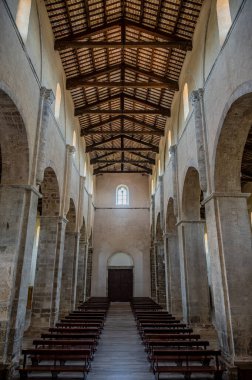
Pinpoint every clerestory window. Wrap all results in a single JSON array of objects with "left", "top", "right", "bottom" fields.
[{"left": 116, "top": 185, "right": 129, "bottom": 205}]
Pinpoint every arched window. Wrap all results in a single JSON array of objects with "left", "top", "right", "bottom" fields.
[
  {"left": 183, "top": 83, "right": 189, "bottom": 120},
  {"left": 168, "top": 130, "right": 172, "bottom": 158},
  {"left": 216, "top": 0, "right": 232, "bottom": 45},
  {"left": 73, "top": 130, "right": 77, "bottom": 148},
  {"left": 158, "top": 159, "right": 161, "bottom": 176},
  {"left": 16, "top": 0, "right": 32, "bottom": 42},
  {"left": 55, "top": 83, "right": 62, "bottom": 119},
  {"left": 116, "top": 185, "right": 129, "bottom": 205}
]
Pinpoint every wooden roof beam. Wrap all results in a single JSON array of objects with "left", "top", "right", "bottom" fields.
[
  {"left": 81, "top": 116, "right": 121, "bottom": 133},
  {"left": 87, "top": 147, "right": 159, "bottom": 152},
  {"left": 76, "top": 110, "right": 169, "bottom": 116},
  {"left": 66, "top": 64, "right": 122, "bottom": 90},
  {"left": 125, "top": 64, "right": 179, "bottom": 90},
  {"left": 72, "top": 81, "right": 173, "bottom": 89},
  {"left": 55, "top": 41, "right": 192, "bottom": 51},
  {"left": 129, "top": 151, "right": 155, "bottom": 164},
  {"left": 95, "top": 170, "right": 150, "bottom": 175},
  {"left": 66, "top": 63, "right": 178, "bottom": 91},
  {"left": 124, "top": 19, "right": 192, "bottom": 50},
  {"left": 86, "top": 135, "right": 122, "bottom": 152},
  {"left": 76, "top": 94, "right": 169, "bottom": 116},
  {"left": 93, "top": 160, "right": 152, "bottom": 164},
  {"left": 123, "top": 134, "right": 158, "bottom": 150},
  {"left": 82, "top": 130, "right": 163, "bottom": 136},
  {"left": 54, "top": 20, "right": 121, "bottom": 49},
  {"left": 123, "top": 116, "right": 164, "bottom": 132},
  {"left": 124, "top": 94, "right": 169, "bottom": 114}
]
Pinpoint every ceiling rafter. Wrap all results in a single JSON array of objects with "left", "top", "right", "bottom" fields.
[
  {"left": 54, "top": 18, "right": 192, "bottom": 52},
  {"left": 76, "top": 109, "right": 169, "bottom": 116},
  {"left": 45, "top": 0, "right": 204, "bottom": 174},
  {"left": 66, "top": 63, "right": 178, "bottom": 91},
  {"left": 82, "top": 130, "right": 163, "bottom": 136},
  {"left": 75, "top": 93, "right": 169, "bottom": 116}
]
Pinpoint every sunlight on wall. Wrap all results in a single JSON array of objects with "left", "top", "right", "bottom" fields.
[
  {"left": 16, "top": 0, "right": 32, "bottom": 42},
  {"left": 183, "top": 83, "right": 189, "bottom": 120},
  {"left": 216, "top": 0, "right": 232, "bottom": 45},
  {"left": 55, "top": 83, "right": 62, "bottom": 119}
]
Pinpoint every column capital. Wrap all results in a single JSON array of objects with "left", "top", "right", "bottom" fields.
[
  {"left": 66, "top": 144, "right": 76, "bottom": 155},
  {"left": 169, "top": 144, "right": 177, "bottom": 156},
  {"left": 190, "top": 88, "right": 204, "bottom": 106},
  {"left": 202, "top": 191, "right": 251, "bottom": 205},
  {"left": 40, "top": 87, "right": 55, "bottom": 105},
  {"left": 176, "top": 219, "right": 206, "bottom": 227}
]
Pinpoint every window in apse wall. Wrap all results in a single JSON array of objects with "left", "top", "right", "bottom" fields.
[
  {"left": 55, "top": 83, "right": 62, "bottom": 119},
  {"left": 16, "top": 0, "right": 32, "bottom": 42},
  {"left": 73, "top": 130, "right": 77, "bottom": 148},
  {"left": 183, "top": 83, "right": 189, "bottom": 120},
  {"left": 168, "top": 130, "right": 172, "bottom": 157},
  {"left": 216, "top": 0, "right": 231, "bottom": 45},
  {"left": 116, "top": 185, "right": 129, "bottom": 205}
]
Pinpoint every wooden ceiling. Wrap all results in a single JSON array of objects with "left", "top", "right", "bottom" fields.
[{"left": 45, "top": 0, "right": 204, "bottom": 175}]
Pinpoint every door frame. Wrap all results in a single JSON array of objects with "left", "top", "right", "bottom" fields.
[{"left": 106, "top": 265, "right": 134, "bottom": 298}]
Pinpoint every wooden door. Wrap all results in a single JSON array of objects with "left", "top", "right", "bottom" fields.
[{"left": 108, "top": 269, "right": 133, "bottom": 301}]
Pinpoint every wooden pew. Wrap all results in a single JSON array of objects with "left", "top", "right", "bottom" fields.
[
  {"left": 19, "top": 348, "right": 92, "bottom": 379},
  {"left": 151, "top": 349, "right": 224, "bottom": 380}
]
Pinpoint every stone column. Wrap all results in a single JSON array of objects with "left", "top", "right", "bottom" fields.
[
  {"left": 36, "top": 88, "right": 55, "bottom": 186},
  {"left": 164, "top": 232, "right": 182, "bottom": 318},
  {"left": 60, "top": 231, "right": 78, "bottom": 316},
  {"left": 76, "top": 176, "right": 86, "bottom": 304},
  {"left": 30, "top": 216, "right": 59, "bottom": 329},
  {"left": 190, "top": 89, "right": 209, "bottom": 193},
  {"left": 85, "top": 246, "right": 93, "bottom": 299},
  {"left": 204, "top": 192, "right": 252, "bottom": 366},
  {"left": 177, "top": 220, "right": 210, "bottom": 324},
  {"left": 156, "top": 239, "right": 166, "bottom": 308},
  {"left": 63, "top": 145, "right": 76, "bottom": 216},
  {"left": 169, "top": 145, "right": 178, "bottom": 216},
  {"left": 72, "top": 232, "right": 80, "bottom": 309},
  {"left": 0, "top": 185, "right": 40, "bottom": 375},
  {"left": 76, "top": 238, "right": 88, "bottom": 303},
  {"left": 83, "top": 192, "right": 92, "bottom": 301},
  {"left": 50, "top": 217, "right": 68, "bottom": 325}
]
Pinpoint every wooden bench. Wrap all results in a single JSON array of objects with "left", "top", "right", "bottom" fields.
[
  {"left": 147, "top": 339, "right": 210, "bottom": 354},
  {"left": 41, "top": 332, "right": 99, "bottom": 341},
  {"left": 33, "top": 338, "right": 96, "bottom": 352},
  {"left": 151, "top": 349, "right": 224, "bottom": 380},
  {"left": 19, "top": 348, "right": 91, "bottom": 379}
]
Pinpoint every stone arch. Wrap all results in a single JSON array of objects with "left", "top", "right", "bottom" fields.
[
  {"left": 40, "top": 167, "right": 60, "bottom": 216},
  {"left": 182, "top": 167, "right": 201, "bottom": 220},
  {"left": 0, "top": 88, "right": 29, "bottom": 184},
  {"left": 108, "top": 252, "right": 134, "bottom": 267},
  {"left": 60, "top": 198, "right": 77, "bottom": 315},
  {"left": 0, "top": 88, "right": 31, "bottom": 369},
  {"left": 29, "top": 166, "right": 60, "bottom": 329},
  {"left": 214, "top": 90, "right": 252, "bottom": 192},
  {"left": 208, "top": 85, "right": 252, "bottom": 360}
]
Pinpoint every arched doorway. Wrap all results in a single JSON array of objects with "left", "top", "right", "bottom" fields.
[
  {"left": 165, "top": 198, "right": 182, "bottom": 317},
  {"left": 107, "top": 252, "right": 133, "bottom": 301},
  {"left": 207, "top": 88, "right": 252, "bottom": 362},
  {"left": 179, "top": 167, "right": 210, "bottom": 324}
]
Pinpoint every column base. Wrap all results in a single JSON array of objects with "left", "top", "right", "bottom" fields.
[{"left": 0, "top": 362, "right": 19, "bottom": 380}]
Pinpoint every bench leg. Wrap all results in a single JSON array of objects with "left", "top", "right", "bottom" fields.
[
  {"left": 214, "top": 371, "right": 223, "bottom": 380},
  {"left": 51, "top": 372, "right": 58, "bottom": 379},
  {"left": 19, "top": 371, "right": 28, "bottom": 380},
  {"left": 184, "top": 373, "right": 191, "bottom": 380}
]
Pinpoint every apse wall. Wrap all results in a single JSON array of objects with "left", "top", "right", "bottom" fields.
[{"left": 92, "top": 173, "right": 151, "bottom": 297}]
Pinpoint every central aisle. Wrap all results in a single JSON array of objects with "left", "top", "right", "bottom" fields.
[{"left": 88, "top": 302, "right": 154, "bottom": 380}]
